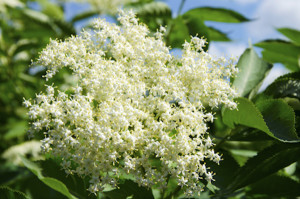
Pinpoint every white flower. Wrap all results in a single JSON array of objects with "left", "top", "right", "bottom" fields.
[{"left": 25, "top": 10, "right": 238, "bottom": 196}]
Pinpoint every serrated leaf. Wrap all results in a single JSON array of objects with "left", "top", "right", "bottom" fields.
[
  {"left": 246, "top": 174, "right": 300, "bottom": 198},
  {"left": 167, "top": 17, "right": 189, "bottom": 49},
  {"left": 224, "top": 144, "right": 300, "bottom": 193},
  {"left": 277, "top": 27, "right": 300, "bottom": 46},
  {"left": 132, "top": 2, "right": 171, "bottom": 32},
  {"left": 223, "top": 98, "right": 270, "bottom": 131},
  {"left": 276, "top": 71, "right": 300, "bottom": 81},
  {"left": 232, "top": 48, "right": 272, "bottom": 97},
  {"left": 264, "top": 78, "right": 300, "bottom": 100},
  {"left": 207, "top": 27, "right": 230, "bottom": 42},
  {"left": 0, "top": 186, "right": 29, "bottom": 199},
  {"left": 20, "top": 157, "right": 78, "bottom": 199},
  {"left": 255, "top": 39, "right": 300, "bottom": 71},
  {"left": 133, "top": 2, "right": 171, "bottom": 16},
  {"left": 103, "top": 180, "right": 154, "bottom": 199},
  {"left": 256, "top": 99, "right": 299, "bottom": 142},
  {"left": 222, "top": 98, "right": 300, "bottom": 142},
  {"left": 182, "top": 7, "right": 249, "bottom": 23}
]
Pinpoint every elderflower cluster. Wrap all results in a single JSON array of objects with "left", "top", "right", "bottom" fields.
[{"left": 25, "top": 10, "right": 238, "bottom": 195}]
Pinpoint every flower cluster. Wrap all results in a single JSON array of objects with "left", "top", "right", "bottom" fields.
[{"left": 25, "top": 10, "right": 238, "bottom": 195}]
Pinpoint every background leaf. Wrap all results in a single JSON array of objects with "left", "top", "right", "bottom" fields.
[
  {"left": 255, "top": 39, "right": 300, "bottom": 71},
  {"left": 0, "top": 186, "right": 29, "bottom": 199},
  {"left": 277, "top": 27, "right": 300, "bottom": 46},
  {"left": 232, "top": 48, "right": 272, "bottom": 97},
  {"left": 103, "top": 180, "right": 154, "bottom": 199},
  {"left": 207, "top": 27, "right": 230, "bottom": 42},
  {"left": 246, "top": 174, "right": 300, "bottom": 198},
  {"left": 167, "top": 17, "right": 189, "bottom": 48},
  {"left": 183, "top": 7, "right": 249, "bottom": 23},
  {"left": 224, "top": 143, "right": 300, "bottom": 193},
  {"left": 20, "top": 157, "right": 78, "bottom": 199}
]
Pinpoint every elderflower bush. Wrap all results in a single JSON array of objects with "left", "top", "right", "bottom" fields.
[{"left": 25, "top": 10, "right": 238, "bottom": 196}]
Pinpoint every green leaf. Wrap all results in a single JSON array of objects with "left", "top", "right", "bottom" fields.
[
  {"left": 39, "top": 159, "right": 91, "bottom": 199},
  {"left": 264, "top": 77, "right": 300, "bottom": 100},
  {"left": 182, "top": 12, "right": 210, "bottom": 50},
  {"left": 103, "top": 180, "right": 154, "bottom": 199},
  {"left": 246, "top": 174, "right": 300, "bottom": 198},
  {"left": 167, "top": 17, "right": 189, "bottom": 49},
  {"left": 232, "top": 48, "right": 272, "bottom": 97},
  {"left": 4, "top": 121, "right": 27, "bottom": 140},
  {"left": 223, "top": 98, "right": 270, "bottom": 131},
  {"left": 276, "top": 71, "right": 300, "bottom": 80},
  {"left": 206, "top": 150, "right": 240, "bottom": 189},
  {"left": 182, "top": 7, "right": 249, "bottom": 23},
  {"left": 207, "top": 27, "right": 230, "bottom": 42},
  {"left": 20, "top": 157, "right": 78, "bottom": 199},
  {"left": 222, "top": 98, "right": 300, "bottom": 142},
  {"left": 277, "top": 28, "right": 300, "bottom": 46},
  {"left": 53, "top": 18, "right": 76, "bottom": 36},
  {"left": 132, "top": 2, "right": 172, "bottom": 32},
  {"left": 255, "top": 39, "right": 300, "bottom": 71},
  {"left": 36, "top": 0, "right": 64, "bottom": 19},
  {"left": 0, "top": 186, "right": 29, "bottom": 199},
  {"left": 224, "top": 144, "right": 300, "bottom": 193},
  {"left": 71, "top": 11, "right": 99, "bottom": 24},
  {"left": 22, "top": 8, "right": 55, "bottom": 30},
  {"left": 256, "top": 99, "right": 298, "bottom": 142}
]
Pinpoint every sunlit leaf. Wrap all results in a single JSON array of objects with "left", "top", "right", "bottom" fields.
[
  {"left": 255, "top": 39, "right": 300, "bottom": 71},
  {"left": 232, "top": 48, "right": 272, "bottom": 97},
  {"left": 183, "top": 7, "right": 249, "bottom": 23},
  {"left": 222, "top": 98, "right": 299, "bottom": 142},
  {"left": 277, "top": 27, "right": 300, "bottom": 46}
]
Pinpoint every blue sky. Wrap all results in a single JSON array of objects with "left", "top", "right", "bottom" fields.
[{"left": 65, "top": 0, "right": 300, "bottom": 89}]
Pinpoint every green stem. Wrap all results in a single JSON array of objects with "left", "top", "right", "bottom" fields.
[{"left": 177, "top": 0, "right": 186, "bottom": 17}]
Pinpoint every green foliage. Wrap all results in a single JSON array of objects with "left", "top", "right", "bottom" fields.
[
  {"left": 255, "top": 27, "right": 300, "bottom": 71},
  {"left": 182, "top": 7, "right": 249, "bottom": 23},
  {"left": 0, "top": 186, "right": 29, "bottom": 199},
  {"left": 103, "top": 180, "right": 154, "bottom": 199},
  {"left": 21, "top": 157, "right": 78, "bottom": 199},
  {"left": 223, "top": 144, "right": 300, "bottom": 193},
  {"left": 1, "top": 0, "right": 300, "bottom": 199},
  {"left": 232, "top": 48, "right": 272, "bottom": 97},
  {"left": 246, "top": 174, "right": 300, "bottom": 198}
]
